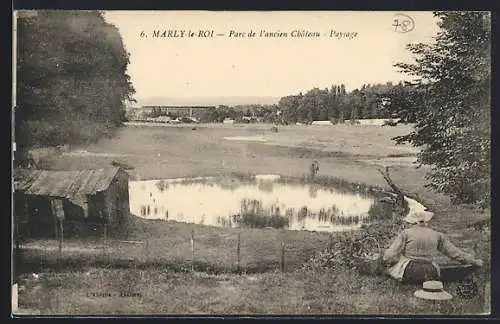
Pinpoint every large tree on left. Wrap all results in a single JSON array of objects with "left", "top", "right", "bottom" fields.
[{"left": 15, "top": 10, "right": 135, "bottom": 164}]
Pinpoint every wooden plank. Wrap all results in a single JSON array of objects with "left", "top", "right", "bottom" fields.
[
  {"left": 58, "top": 219, "right": 63, "bottom": 262},
  {"left": 103, "top": 224, "right": 108, "bottom": 263},
  {"left": 236, "top": 232, "right": 241, "bottom": 272},
  {"left": 52, "top": 200, "right": 59, "bottom": 241},
  {"left": 280, "top": 242, "right": 285, "bottom": 272}
]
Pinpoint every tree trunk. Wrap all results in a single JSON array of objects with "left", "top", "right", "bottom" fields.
[{"left": 378, "top": 167, "right": 410, "bottom": 218}]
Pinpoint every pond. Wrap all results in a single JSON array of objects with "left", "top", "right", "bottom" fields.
[{"left": 128, "top": 174, "right": 377, "bottom": 233}]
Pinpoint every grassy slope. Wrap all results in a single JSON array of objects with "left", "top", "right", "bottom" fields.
[{"left": 17, "top": 123, "right": 491, "bottom": 315}]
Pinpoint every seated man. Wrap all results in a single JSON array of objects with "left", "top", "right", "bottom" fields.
[{"left": 383, "top": 211, "right": 483, "bottom": 284}]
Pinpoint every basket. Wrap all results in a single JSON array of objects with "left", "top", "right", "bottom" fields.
[
  {"left": 357, "top": 236, "right": 384, "bottom": 275},
  {"left": 435, "top": 246, "right": 479, "bottom": 282},
  {"left": 439, "top": 263, "right": 477, "bottom": 282}
]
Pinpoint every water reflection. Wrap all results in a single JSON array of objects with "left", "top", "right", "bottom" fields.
[
  {"left": 156, "top": 179, "right": 168, "bottom": 193},
  {"left": 129, "top": 175, "right": 375, "bottom": 233}
]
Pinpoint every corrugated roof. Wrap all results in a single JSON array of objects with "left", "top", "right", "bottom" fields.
[{"left": 14, "top": 168, "right": 122, "bottom": 201}]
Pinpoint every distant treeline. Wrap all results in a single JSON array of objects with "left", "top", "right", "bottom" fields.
[
  {"left": 199, "top": 105, "right": 278, "bottom": 123},
  {"left": 140, "top": 82, "right": 419, "bottom": 124},
  {"left": 275, "top": 82, "right": 413, "bottom": 124}
]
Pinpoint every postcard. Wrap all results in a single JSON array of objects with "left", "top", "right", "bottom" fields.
[{"left": 12, "top": 10, "right": 491, "bottom": 317}]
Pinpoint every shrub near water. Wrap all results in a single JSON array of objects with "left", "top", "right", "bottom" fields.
[
  {"left": 228, "top": 198, "right": 366, "bottom": 230},
  {"left": 301, "top": 216, "right": 405, "bottom": 272},
  {"left": 231, "top": 199, "right": 289, "bottom": 229},
  {"left": 302, "top": 195, "right": 403, "bottom": 271},
  {"left": 367, "top": 201, "right": 394, "bottom": 221}
]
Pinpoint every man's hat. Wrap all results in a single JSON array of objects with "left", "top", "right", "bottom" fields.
[
  {"left": 404, "top": 211, "right": 434, "bottom": 224},
  {"left": 414, "top": 281, "right": 453, "bottom": 301}
]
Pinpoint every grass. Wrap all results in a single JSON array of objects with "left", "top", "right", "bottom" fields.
[
  {"left": 18, "top": 267, "right": 489, "bottom": 315},
  {"left": 17, "top": 215, "right": 332, "bottom": 275},
  {"left": 47, "top": 123, "right": 420, "bottom": 183},
  {"left": 16, "top": 123, "right": 491, "bottom": 315}
]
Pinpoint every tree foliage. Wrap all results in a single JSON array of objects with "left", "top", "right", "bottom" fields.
[
  {"left": 15, "top": 10, "right": 135, "bottom": 163},
  {"left": 277, "top": 83, "right": 395, "bottom": 124},
  {"left": 136, "top": 83, "right": 403, "bottom": 125},
  {"left": 392, "top": 11, "right": 491, "bottom": 206}
]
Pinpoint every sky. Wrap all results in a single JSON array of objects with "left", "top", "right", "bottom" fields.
[{"left": 103, "top": 11, "right": 441, "bottom": 101}]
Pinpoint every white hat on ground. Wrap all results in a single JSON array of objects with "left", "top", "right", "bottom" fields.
[
  {"left": 404, "top": 211, "right": 434, "bottom": 224},
  {"left": 414, "top": 280, "right": 453, "bottom": 301}
]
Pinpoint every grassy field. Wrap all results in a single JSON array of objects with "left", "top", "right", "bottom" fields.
[
  {"left": 47, "top": 123, "right": 421, "bottom": 184},
  {"left": 16, "top": 123, "right": 491, "bottom": 316}
]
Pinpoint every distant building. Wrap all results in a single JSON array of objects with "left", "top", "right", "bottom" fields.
[
  {"left": 150, "top": 116, "right": 172, "bottom": 123},
  {"left": 311, "top": 121, "right": 334, "bottom": 126},
  {"left": 344, "top": 118, "right": 401, "bottom": 126},
  {"left": 241, "top": 116, "right": 258, "bottom": 123},
  {"left": 140, "top": 105, "right": 214, "bottom": 117},
  {"left": 126, "top": 105, "right": 215, "bottom": 121}
]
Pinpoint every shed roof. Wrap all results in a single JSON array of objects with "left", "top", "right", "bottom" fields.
[{"left": 14, "top": 168, "right": 124, "bottom": 203}]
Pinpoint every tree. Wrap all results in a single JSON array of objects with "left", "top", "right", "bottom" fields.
[
  {"left": 337, "top": 85, "right": 348, "bottom": 123},
  {"left": 392, "top": 12, "right": 491, "bottom": 206},
  {"left": 15, "top": 10, "right": 135, "bottom": 164},
  {"left": 388, "top": 82, "right": 425, "bottom": 122},
  {"left": 278, "top": 95, "right": 301, "bottom": 123}
]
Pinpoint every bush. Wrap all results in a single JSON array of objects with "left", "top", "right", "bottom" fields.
[
  {"left": 367, "top": 201, "right": 394, "bottom": 220},
  {"left": 301, "top": 218, "right": 405, "bottom": 273},
  {"left": 230, "top": 199, "right": 290, "bottom": 229}
]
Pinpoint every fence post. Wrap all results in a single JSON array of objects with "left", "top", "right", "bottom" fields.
[
  {"left": 40, "top": 247, "right": 45, "bottom": 271},
  {"left": 280, "top": 241, "right": 285, "bottom": 272},
  {"left": 145, "top": 239, "right": 149, "bottom": 264},
  {"left": 58, "top": 219, "right": 64, "bottom": 265},
  {"left": 103, "top": 224, "right": 108, "bottom": 263},
  {"left": 236, "top": 232, "right": 241, "bottom": 273},
  {"left": 190, "top": 230, "right": 195, "bottom": 272},
  {"left": 54, "top": 215, "right": 59, "bottom": 241},
  {"left": 42, "top": 272, "right": 52, "bottom": 314}
]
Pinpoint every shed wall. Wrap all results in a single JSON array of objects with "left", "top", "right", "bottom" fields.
[{"left": 103, "top": 169, "right": 130, "bottom": 231}]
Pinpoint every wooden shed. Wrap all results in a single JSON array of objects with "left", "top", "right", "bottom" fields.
[{"left": 13, "top": 167, "right": 130, "bottom": 238}]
